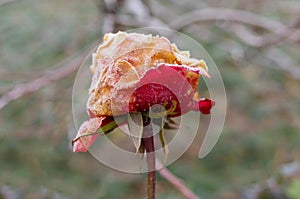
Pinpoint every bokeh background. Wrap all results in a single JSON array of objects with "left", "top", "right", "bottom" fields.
[{"left": 1, "top": 0, "right": 300, "bottom": 198}]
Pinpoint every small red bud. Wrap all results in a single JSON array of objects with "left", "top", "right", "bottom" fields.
[{"left": 197, "top": 98, "right": 215, "bottom": 114}]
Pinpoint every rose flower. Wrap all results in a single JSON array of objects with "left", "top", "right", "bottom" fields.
[{"left": 72, "top": 32, "right": 214, "bottom": 152}]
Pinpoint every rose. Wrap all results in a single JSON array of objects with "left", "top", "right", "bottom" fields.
[
  {"left": 72, "top": 64, "right": 214, "bottom": 152},
  {"left": 72, "top": 32, "right": 214, "bottom": 152}
]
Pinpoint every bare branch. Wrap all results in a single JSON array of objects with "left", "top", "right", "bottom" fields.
[
  {"left": 214, "top": 28, "right": 300, "bottom": 80},
  {"left": 170, "top": 8, "right": 288, "bottom": 34},
  {"left": 264, "top": 48, "right": 300, "bottom": 80},
  {"left": 157, "top": 161, "right": 201, "bottom": 199},
  {"left": 227, "top": 24, "right": 300, "bottom": 47},
  {"left": 0, "top": 41, "right": 98, "bottom": 111},
  {"left": 117, "top": 7, "right": 299, "bottom": 48}
]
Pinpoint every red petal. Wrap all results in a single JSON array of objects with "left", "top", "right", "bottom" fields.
[
  {"left": 129, "top": 64, "right": 205, "bottom": 116},
  {"left": 73, "top": 116, "right": 114, "bottom": 152}
]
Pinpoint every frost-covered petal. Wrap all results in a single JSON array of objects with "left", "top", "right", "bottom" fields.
[{"left": 72, "top": 116, "right": 114, "bottom": 152}]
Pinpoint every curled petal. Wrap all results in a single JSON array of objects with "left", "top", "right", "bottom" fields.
[
  {"left": 73, "top": 131, "right": 99, "bottom": 152},
  {"left": 72, "top": 116, "right": 114, "bottom": 152}
]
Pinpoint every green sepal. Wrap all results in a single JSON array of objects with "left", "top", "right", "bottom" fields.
[
  {"left": 159, "top": 120, "right": 169, "bottom": 163},
  {"left": 128, "top": 112, "right": 144, "bottom": 153}
]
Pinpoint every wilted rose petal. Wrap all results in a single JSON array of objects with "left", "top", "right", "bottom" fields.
[{"left": 73, "top": 116, "right": 114, "bottom": 152}]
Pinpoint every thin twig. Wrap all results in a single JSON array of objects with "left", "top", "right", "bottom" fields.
[
  {"left": 264, "top": 48, "right": 300, "bottom": 80},
  {"left": 227, "top": 24, "right": 300, "bottom": 47},
  {"left": 168, "top": 7, "right": 300, "bottom": 79},
  {"left": 117, "top": 7, "right": 299, "bottom": 48},
  {"left": 0, "top": 42, "right": 98, "bottom": 111},
  {"left": 171, "top": 6, "right": 298, "bottom": 47},
  {"left": 170, "top": 8, "right": 288, "bottom": 34},
  {"left": 170, "top": 8, "right": 300, "bottom": 46},
  {"left": 157, "top": 161, "right": 201, "bottom": 199}
]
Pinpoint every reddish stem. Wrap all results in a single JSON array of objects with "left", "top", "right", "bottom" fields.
[{"left": 143, "top": 118, "right": 156, "bottom": 199}]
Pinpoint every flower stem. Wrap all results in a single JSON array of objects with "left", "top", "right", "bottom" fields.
[{"left": 143, "top": 117, "right": 156, "bottom": 199}]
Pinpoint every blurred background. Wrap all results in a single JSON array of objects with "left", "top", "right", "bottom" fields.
[{"left": 1, "top": 0, "right": 300, "bottom": 198}]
